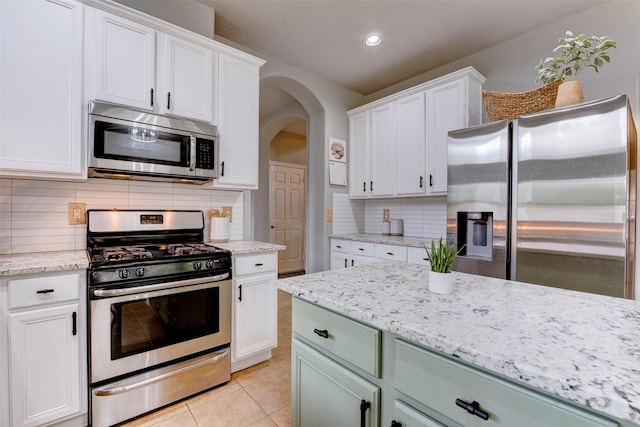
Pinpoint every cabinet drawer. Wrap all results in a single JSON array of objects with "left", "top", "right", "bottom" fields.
[
  {"left": 330, "top": 239, "right": 350, "bottom": 254},
  {"left": 234, "top": 252, "right": 277, "bottom": 276},
  {"left": 395, "top": 340, "right": 616, "bottom": 427},
  {"left": 293, "top": 298, "right": 381, "bottom": 377},
  {"left": 350, "top": 241, "right": 375, "bottom": 257},
  {"left": 8, "top": 272, "right": 80, "bottom": 309},
  {"left": 375, "top": 244, "right": 407, "bottom": 262},
  {"left": 407, "top": 247, "right": 430, "bottom": 267}
]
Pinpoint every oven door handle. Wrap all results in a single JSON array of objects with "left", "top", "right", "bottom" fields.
[
  {"left": 92, "top": 273, "right": 230, "bottom": 298},
  {"left": 93, "top": 348, "right": 229, "bottom": 397}
]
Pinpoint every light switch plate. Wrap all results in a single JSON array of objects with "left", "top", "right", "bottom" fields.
[
  {"left": 326, "top": 209, "right": 333, "bottom": 222},
  {"left": 222, "top": 206, "right": 232, "bottom": 223},
  {"left": 383, "top": 209, "right": 390, "bottom": 222}
]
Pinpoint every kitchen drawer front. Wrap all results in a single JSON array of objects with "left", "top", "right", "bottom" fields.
[
  {"left": 8, "top": 272, "right": 80, "bottom": 309},
  {"left": 394, "top": 340, "right": 616, "bottom": 427},
  {"left": 293, "top": 298, "right": 381, "bottom": 377},
  {"left": 330, "top": 239, "right": 350, "bottom": 254},
  {"left": 234, "top": 252, "right": 277, "bottom": 276},
  {"left": 350, "top": 241, "right": 375, "bottom": 257},
  {"left": 407, "top": 247, "right": 430, "bottom": 267},
  {"left": 375, "top": 244, "right": 408, "bottom": 262}
]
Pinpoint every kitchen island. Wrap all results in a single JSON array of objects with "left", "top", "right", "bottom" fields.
[{"left": 278, "top": 261, "right": 640, "bottom": 426}]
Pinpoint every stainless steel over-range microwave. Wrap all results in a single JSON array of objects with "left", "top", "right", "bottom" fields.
[{"left": 88, "top": 101, "right": 218, "bottom": 183}]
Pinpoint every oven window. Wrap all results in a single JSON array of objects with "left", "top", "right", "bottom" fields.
[
  {"left": 94, "top": 121, "right": 189, "bottom": 166},
  {"left": 111, "top": 287, "right": 219, "bottom": 360}
]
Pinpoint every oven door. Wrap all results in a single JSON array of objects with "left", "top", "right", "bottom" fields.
[{"left": 90, "top": 277, "right": 231, "bottom": 384}]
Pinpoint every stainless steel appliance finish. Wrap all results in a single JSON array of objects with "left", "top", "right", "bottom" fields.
[
  {"left": 447, "top": 95, "right": 637, "bottom": 298},
  {"left": 87, "top": 210, "right": 232, "bottom": 426},
  {"left": 89, "top": 101, "right": 218, "bottom": 183}
]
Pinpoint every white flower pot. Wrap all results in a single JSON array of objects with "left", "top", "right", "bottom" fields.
[{"left": 429, "top": 271, "right": 453, "bottom": 294}]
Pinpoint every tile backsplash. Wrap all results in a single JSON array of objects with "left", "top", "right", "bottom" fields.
[
  {"left": 332, "top": 193, "right": 447, "bottom": 239},
  {"left": 0, "top": 178, "right": 243, "bottom": 255}
]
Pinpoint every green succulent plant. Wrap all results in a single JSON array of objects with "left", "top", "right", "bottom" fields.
[
  {"left": 424, "top": 237, "right": 463, "bottom": 273},
  {"left": 535, "top": 31, "right": 617, "bottom": 85}
]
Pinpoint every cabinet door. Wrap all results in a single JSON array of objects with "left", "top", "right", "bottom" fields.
[
  {"left": 349, "top": 111, "right": 370, "bottom": 198},
  {"left": 351, "top": 254, "right": 377, "bottom": 267},
  {"left": 158, "top": 34, "right": 214, "bottom": 122},
  {"left": 395, "top": 93, "right": 427, "bottom": 196},
  {"left": 370, "top": 104, "right": 395, "bottom": 197},
  {"left": 0, "top": 0, "right": 84, "bottom": 179},
  {"left": 9, "top": 303, "right": 80, "bottom": 427},
  {"left": 426, "top": 79, "right": 466, "bottom": 194},
  {"left": 87, "top": 8, "right": 155, "bottom": 110},
  {"left": 233, "top": 274, "right": 277, "bottom": 361},
  {"left": 292, "top": 339, "right": 380, "bottom": 427},
  {"left": 330, "top": 252, "right": 350, "bottom": 270},
  {"left": 214, "top": 54, "right": 260, "bottom": 189}
]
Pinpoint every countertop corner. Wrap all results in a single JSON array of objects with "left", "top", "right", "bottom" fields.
[{"left": 209, "top": 240, "right": 286, "bottom": 254}]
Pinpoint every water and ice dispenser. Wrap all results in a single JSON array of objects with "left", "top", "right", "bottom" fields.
[{"left": 456, "top": 212, "right": 493, "bottom": 259}]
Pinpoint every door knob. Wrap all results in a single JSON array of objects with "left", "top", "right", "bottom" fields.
[{"left": 270, "top": 225, "right": 275, "bottom": 229}]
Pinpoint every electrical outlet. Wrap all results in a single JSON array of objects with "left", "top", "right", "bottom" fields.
[
  {"left": 326, "top": 209, "right": 333, "bottom": 222},
  {"left": 68, "top": 203, "right": 86, "bottom": 225},
  {"left": 383, "top": 209, "right": 390, "bottom": 222},
  {"left": 222, "top": 206, "right": 232, "bottom": 223}
]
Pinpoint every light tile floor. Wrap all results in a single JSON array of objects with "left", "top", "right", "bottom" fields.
[{"left": 122, "top": 290, "right": 293, "bottom": 427}]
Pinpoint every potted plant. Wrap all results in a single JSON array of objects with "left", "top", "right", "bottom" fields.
[
  {"left": 535, "top": 31, "right": 617, "bottom": 107},
  {"left": 424, "top": 237, "right": 463, "bottom": 294}
]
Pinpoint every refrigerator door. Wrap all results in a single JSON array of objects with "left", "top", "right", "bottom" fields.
[
  {"left": 447, "top": 120, "right": 510, "bottom": 279},
  {"left": 512, "top": 95, "right": 636, "bottom": 298}
]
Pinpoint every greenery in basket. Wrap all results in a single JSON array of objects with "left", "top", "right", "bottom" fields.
[
  {"left": 535, "top": 31, "right": 617, "bottom": 84},
  {"left": 424, "top": 237, "right": 464, "bottom": 273}
]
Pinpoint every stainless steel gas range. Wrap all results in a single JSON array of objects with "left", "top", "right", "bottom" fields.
[{"left": 86, "top": 210, "right": 232, "bottom": 427}]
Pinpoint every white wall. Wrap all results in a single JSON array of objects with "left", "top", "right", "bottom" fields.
[{"left": 0, "top": 178, "right": 243, "bottom": 255}]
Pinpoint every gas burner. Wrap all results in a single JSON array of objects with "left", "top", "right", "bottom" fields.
[
  {"left": 167, "top": 243, "right": 216, "bottom": 256},
  {"left": 102, "top": 246, "right": 154, "bottom": 261}
]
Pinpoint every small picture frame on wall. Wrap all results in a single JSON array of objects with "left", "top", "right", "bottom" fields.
[{"left": 329, "top": 138, "right": 346, "bottom": 163}]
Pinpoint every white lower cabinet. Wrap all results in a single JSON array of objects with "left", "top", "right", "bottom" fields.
[
  {"left": 1, "top": 271, "right": 87, "bottom": 427},
  {"left": 231, "top": 252, "right": 278, "bottom": 372},
  {"left": 330, "top": 239, "right": 377, "bottom": 270}
]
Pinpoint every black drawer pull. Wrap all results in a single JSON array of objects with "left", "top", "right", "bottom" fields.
[
  {"left": 360, "top": 399, "right": 371, "bottom": 427},
  {"left": 455, "top": 398, "right": 489, "bottom": 420},
  {"left": 387, "top": 252, "right": 394, "bottom": 256},
  {"left": 358, "top": 248, "right": 365, "bottom": 251},
  {"left": 255, "top": 263, "right": 264, "bottom": 267},
  {"left": 313, "top": 328, "right": 329, "bottom": 339},
  {"left": 336, "top": 245, "right": 342, "bottom": 249},
  {"left": 36, "top": 289, "right": 55, "bottom": 294}
]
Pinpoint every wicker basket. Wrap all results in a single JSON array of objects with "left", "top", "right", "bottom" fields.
[{"left": 482, "top": 79, "right": 562, "bottom": 121}]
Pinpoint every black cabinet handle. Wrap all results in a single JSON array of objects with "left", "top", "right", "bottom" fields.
[
  {"left": 238, "top": 284, "right": 242, "bottom": 302},
  {"left": 313, "top": 328, "right": 329, "bottom": 339},
  {"left": 419, "top": 175, "right": 423, "bottom": 188},
  {"left": 351, "top": 259, "right": 354, "bottom": 267},
  {"left": 255, "top": 263, "right": 264, "bottom": 267},
  {"left": 344, "top": 259, "right": 348, "bottom": 268},
  {"left": 167, "top": 92, "right": 171, "bottom": 109},
  {"left": 370, "top": 181, "right": 373, "bottom": 191},
  {"left": 430, "top": 174, "right": 433, "bottom": 187},
  {"left": 36, "top": 289, "right": 54, "bottom": 294},
  {"left": 360, "top": 399, "right": 371, "bottom": 427},
  {"left": 358, "top": 248, "right": 365, "bottom": 251},
  {"left": 455, "top": 398, "right": 489, "bottom": 420},
  {"left": 336, "top": 245, "right": 342, "bottom": 249},
  {"left": 391, "top": 421, "right": 402, "bottom": 427},
  {"left": 221, "top": 161, "right": 225, "bottom": 176},
  {"left": 72, "top": 312, "right": 77, "bottom": 336},
  {"left": 387, "top": 252, "right": 394, "bottom": 256},
  {"left": 363, "top": 182, "right": 366, "bottom": 192},
  {"left": 150, "top": 88, "right": 154, "bottom": 106}
]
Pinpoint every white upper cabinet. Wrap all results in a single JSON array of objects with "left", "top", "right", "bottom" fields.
[
  {"left": 87, "top": 8, "right": 215, "bottom": 123},
  {"left": 0, "top": 0, "right": 84, "bottom": 180},
  {"left": 211, "top": 53, "right": 262, "bottom": 189},
  {"left": 86, "top": 8, "right": 156, "bottom": 111},
  {"left": 347, "top": 67, "right": 485, "bottom": 199}
]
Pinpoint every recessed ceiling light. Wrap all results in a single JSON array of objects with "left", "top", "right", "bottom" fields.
[{"left": 364, "top": 33, "right": 382, "bottom": 47}]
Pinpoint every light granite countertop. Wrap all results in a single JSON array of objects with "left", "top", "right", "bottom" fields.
[
  {"left": 277, "top": 261, "right": 640, "bottom": 425},
  {"left": 0, "top": 250, "right": 89, "bottom": 276},
  {"left": 206, "top": 240, "right": 286, "bottom": 254},
  {"left": 330, "top": 233, "right": 434, "bottom": 248}
]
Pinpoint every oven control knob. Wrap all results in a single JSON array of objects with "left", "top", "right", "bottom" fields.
[
  {"left": 206, "top": 259, "right": 217, "bottom": 269},
  {"left": 118, "top": 269, "right": 129, "bottom": 279},
  {"left": 193, "top": 261, "right": 202, "bottom": 271},
  {"left": 135, "top": 267, "right": 145, "bottom": 277}
]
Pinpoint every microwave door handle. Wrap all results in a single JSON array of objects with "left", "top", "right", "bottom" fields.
[{"left": 189, "top": 135, "right": 196, "bottom": 172}]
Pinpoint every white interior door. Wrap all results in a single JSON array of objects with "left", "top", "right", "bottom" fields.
[{"left": 270, "top": 162, "right": 306, "bottom": 274}]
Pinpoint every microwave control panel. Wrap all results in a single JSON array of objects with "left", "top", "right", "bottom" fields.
[{"left": 196, "top": 138, "right": 215, "bottom": 170}]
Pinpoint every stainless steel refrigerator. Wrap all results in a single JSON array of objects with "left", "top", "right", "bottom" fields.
[{"left": 447, "top": 94, "right": 637, "bottom": 298}]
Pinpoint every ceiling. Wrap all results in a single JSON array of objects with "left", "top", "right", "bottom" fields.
[{"left": 198, "top": 0, "right": 604, "bottom": 134}]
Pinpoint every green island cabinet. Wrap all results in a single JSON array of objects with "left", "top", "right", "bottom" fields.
[{"left": 291, "top": 297, "right": 628, "bottom": 427}]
